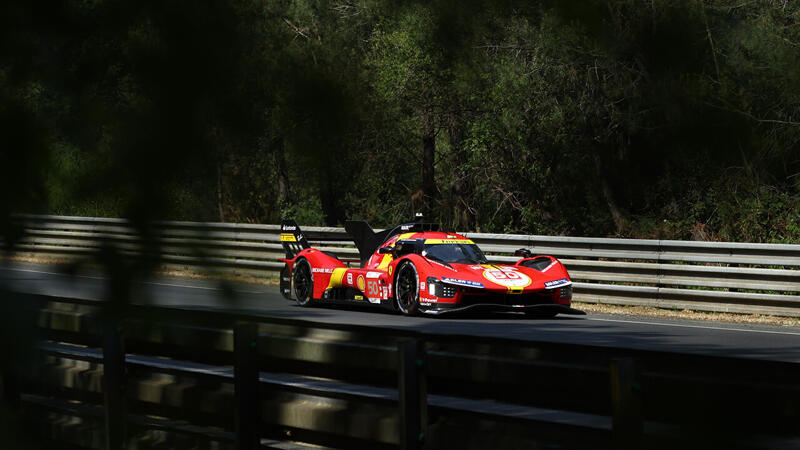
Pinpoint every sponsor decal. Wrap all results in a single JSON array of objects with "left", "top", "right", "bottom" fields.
[
  {"left": 424, "top": 239, "right": 475, "bottom": 245},
  {"left": 544, "top": 278, "right": 571, "bottom": 288},
  {"left": 469, "top": 265, "right": 483, "bottom": 270},
  {"left": 368, "top": 297, "right": 381, "bottom": 304},
  {"left": 482, "top": 268, "right": 532, "bottom": 288},
  {"left": 420, "top": 281, "right": 426, "bottom": 291},
  {"left": 282, "top": 225, "right": 297, "bottom": 231},
  {"left": 312, "top": 268, "right": 334, "bottom": 274},
  {"left": 354, "top": 295, "right": 364, "bottom": 300},
  {"left": 401, "top": 224, "right": 412, "bottom": 231},
  {"left": 280, "top": 233, "right": 296, "bottom": 242},
  {"left": 366, "top": 271, "right": 381, "bottom": 279},
  {"left": 382, "top": 287, "right": 388, "bottom": 297},
  {"left": 388, "top": 266, "right": 393, "bottom": 276},
  {"left": 346, "top": 273, "right": 353, "bottom": 285},
  {"left": 442, "top": 277, "right": 484, "bottom": 288},
  {"left": 388, "top": 283, "right": 392, "bottom": 294},
  {"left": 357, "top": 275, "right": 366, "bottom": 291}
]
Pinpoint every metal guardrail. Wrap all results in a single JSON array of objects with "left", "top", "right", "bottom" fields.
[
  {"left": 7, "top": 214, "right": 800, "bottom": 317},
  {"left": 5, "top": 292, "right": 800, "bottom": 449}
]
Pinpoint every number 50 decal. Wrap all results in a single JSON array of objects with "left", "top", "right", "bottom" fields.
[{"left": 366, "top": 280, "right": 381, "bottom": 297}]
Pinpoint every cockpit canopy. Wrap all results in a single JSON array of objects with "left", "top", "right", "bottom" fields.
[
  {"left": 389, "top": 239, "right": 488, "bottom": 265},
  {"left": 423, "top": 242, "right": 488, "bottom": 264}
]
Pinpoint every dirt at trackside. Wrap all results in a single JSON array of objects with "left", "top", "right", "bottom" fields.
[{"left": 574, "top": 302, "right": 800, "bottom": 327}]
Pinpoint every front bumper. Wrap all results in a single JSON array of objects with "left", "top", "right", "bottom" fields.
[{"left": 420, "top": 303, "right": 585, "bottom": 316}]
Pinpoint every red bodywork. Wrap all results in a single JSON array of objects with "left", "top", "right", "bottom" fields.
[{"left": 279, "top": 228, "right": 578, "bottom": 316}]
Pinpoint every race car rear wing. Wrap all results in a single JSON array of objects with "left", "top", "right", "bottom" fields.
[
  {"left": 279, "top": 220, "right": 309, "bottom": 258},
  {"left": 279, "top": 219, "right": 354, "bottom": 259}
]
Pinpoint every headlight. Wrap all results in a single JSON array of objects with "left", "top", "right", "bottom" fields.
[
  {"left": 427, "top": 277, "right": 457, "bottom": 298},
  {"left": 427, "top": 277, "right": 438, "bottom": 296}
]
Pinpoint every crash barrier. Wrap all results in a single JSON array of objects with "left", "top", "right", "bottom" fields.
[
  {"left": 3, "top": 291, "right": 800, "bottom": 449},
  {"left": 7, "top": 214, "right": 800, "bottom": 317}
]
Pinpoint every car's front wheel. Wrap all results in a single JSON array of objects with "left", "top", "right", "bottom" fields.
[
  {"left": 293, "top": 258, "right": 314, "bottom": 307},
  {"left": 394, "top": 260, "right": 420, "bottom": 315}
]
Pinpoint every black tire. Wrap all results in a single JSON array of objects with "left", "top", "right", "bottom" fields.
[
  {"left": 293, "top": 258, "right": 314, "bottom": 307},
  {"left": 394, "top": 260, "right": 420, "bottom": 315}
]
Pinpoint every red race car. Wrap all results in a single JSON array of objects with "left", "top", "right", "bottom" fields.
[{"left": 278, "top": 216, "right": 584, "bottom": 317}]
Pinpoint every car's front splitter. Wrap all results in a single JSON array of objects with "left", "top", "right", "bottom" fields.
[{"left": 420, "top": 303, "right": 585, "bottom": 316}]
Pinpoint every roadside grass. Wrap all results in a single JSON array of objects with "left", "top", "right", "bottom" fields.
[{"left": 4, "top": 253, "right": 798, "bottom": 327}]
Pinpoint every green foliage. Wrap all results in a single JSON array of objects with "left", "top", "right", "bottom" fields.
[{"left": 2, "top": 0, "right": 799, "bottom": 242}]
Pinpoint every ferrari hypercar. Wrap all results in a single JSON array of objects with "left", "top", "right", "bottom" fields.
[{"left": 278, "top": 216, "right": 584, "bottom": 317}]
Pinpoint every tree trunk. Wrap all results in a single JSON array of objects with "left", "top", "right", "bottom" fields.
[
  {"left": 421, "top": 105, "right": 436, "bottom": 216},
  {"left": 448, "top": 112, "right": 471, "bottom": 230},
  {"left": 594, "top": 153, "right": 626, "bottom": 234},
  {"left": 216, "top": 161, "right": 225, "bottom": 222},
  {"left": 274, "top": 137, "right": 290, "bottom": 208},
  {"left": 319, "top": 172, "right": 339, "bottom": 226}
]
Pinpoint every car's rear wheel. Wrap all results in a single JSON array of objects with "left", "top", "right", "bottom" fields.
[
  {"left": 394, "top": 260, "right": 419, "bottom": 315},
  {"left": 293, "top": 258, "right": 314, "bottom": 307}
]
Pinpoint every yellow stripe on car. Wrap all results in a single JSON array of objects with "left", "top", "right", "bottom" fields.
[
  {"left": 326, "top": 267, "right": 347, "bottom": 290},
  {"left": 377, "top": 254, "right": 393, "bottom": 270}
]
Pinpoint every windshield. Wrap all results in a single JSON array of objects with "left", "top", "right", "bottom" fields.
[{"left": 423, "top": 243, "right": 488, "bottom": 264}]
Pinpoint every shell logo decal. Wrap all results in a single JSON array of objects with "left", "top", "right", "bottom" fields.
[
  {"left": 482, "top": 268, "right": 532, "bottom": 288},
  {"left": 357, "top": 275, "right": 366, "bottom": 291}
]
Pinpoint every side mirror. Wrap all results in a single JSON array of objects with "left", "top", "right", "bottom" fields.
[
  {"left": 514, "top": 248, "right": 533, "bottom": 258},
  {"left": 378, "top": 246, "right": 394, "bottom": 254}
]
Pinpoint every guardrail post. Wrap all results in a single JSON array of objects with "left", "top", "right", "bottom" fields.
[
  {"left": 103, "top": 319, "right": 126, "bottom": 450},
  {"left": 398, "top": 339, "right": 426, "bottom": 450},
  {"left": 610, "top": 358, "right": 642, "bottom": 449},
  {"left": 234, "top": 322, "right": 260, "bottom": 450}
]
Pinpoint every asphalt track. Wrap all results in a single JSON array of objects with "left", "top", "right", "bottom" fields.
[{"left": 3, "top": 261, "right": 800, "bottom": 363}]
